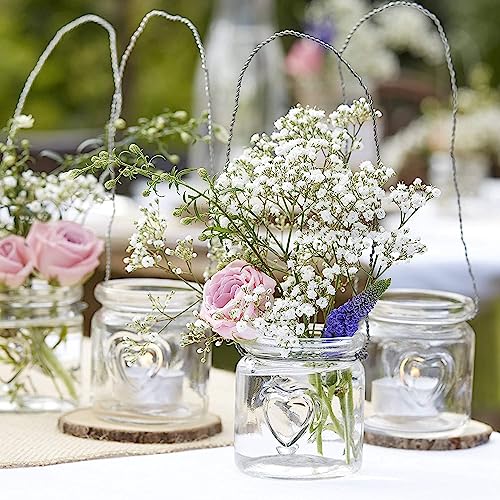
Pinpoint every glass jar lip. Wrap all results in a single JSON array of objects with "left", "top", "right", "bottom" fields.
[
  {"left": 95, "top": 278, "right": 199, "bottom": 312},
  {"left": 369, "top": 288, "right": 476, "bottom": 325},
  {"left": 0, "top": 279, "right": 83, "bottom": 307},
  {"left": 241, "top": 331, "right": 366, "bottom": 361}
]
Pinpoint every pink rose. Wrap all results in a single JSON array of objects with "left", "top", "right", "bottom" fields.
[
  {"left": 285, "top": 40, "right": 324, "bottom": 77},
  {"left": 199, "top": 260, "right": 276, "bottom": 340},
  {"left": 0, "top": 235, "right": 35, "bottom": 287},
  {"left": 27, "top": 221, "right": 104, "bottom": 286}
]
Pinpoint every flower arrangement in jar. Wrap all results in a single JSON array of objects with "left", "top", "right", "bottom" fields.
[
  {"left": 79, "top": 97, "right": 440, "bottom": 477},
  {"left": 71, "top": 109, "right": 223, "bottom": 423},
  {"left": 0, "top": 115, "right": 105, "bottom": 411}
]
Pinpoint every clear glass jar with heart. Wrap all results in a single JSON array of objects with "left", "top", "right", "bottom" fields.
[
  {"left": 90, "top": 278, "right": 208, "bottom": 424},
  {"left": 234, "top": 332, "right": 366, "bottom": 479},
  {"left": 0, "top": 281, "right": 84, "bottom": 412},
  {"left": 364, "top": 289, "right": 476, "bottom": 435}
]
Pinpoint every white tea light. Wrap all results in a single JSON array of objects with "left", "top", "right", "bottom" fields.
[
  {"left": 371, "top": 376, "right": 439, "bottom": 417},
  {"left": 115, "top": 367, "right": 184, "bottom": 407}
]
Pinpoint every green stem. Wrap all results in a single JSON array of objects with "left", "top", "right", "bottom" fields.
[
  {"left": 315, "top": 374, "right": 345, "bottom": 439},
  {"left": 316, "top": 422, "right": 323, "bottom": 455},
  {"left": 312, "top": 374, "right": 323, "bottom": 454},
  {"left": 339, "top": 370, "right": 354, "bottom": 464},
  {"left": 33, "top": 331, "right": 77, "bottom": 401}
]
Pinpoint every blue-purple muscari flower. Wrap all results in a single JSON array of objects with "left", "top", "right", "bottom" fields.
[
  {"left": 305, "top": 20, "right": 335, "bottom": 45},
  {"left": 322, "top": 279, "right": 391, "bottom": 338}
]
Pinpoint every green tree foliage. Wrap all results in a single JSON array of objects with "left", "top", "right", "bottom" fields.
[
  {"left": 8, "top": 0, "right": 499, "bottom": 132},
  {"left": 0, "top": 0, "right": 214, "bottom": 129}
]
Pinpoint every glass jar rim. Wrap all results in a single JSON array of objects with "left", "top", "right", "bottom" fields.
[
  {"left": 241, "top": 331, "right": 366, "bottom": 362},
  {"left": 0, "top": 279, "right": 83, "bottom": 307},
  {"left": 369, "top": 288, "right": 476, "bottom": 325},
  {"left": 95, "top": 278, "right": 199, "bottom": 313}
]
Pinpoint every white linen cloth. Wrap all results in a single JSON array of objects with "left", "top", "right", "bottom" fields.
[{"left": 3, "top": 435, "right": 499, "bottom": 500}]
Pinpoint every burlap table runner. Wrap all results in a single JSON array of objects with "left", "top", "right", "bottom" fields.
[{"left": 0, "top": 368, "right": 234, "bottom": 468}]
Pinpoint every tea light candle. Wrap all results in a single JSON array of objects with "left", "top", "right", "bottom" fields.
[
  {"left": 115, "top": 367, "right": 184, "bottom": 406},
  {"left": 371, "top": 376, "right": 439, "bottom": 417}
]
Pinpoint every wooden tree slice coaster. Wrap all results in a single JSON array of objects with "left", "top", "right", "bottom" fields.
[
  {"left": 58, "top": 408, "right": 222, "bottom": 444},
  {"left": 364, "top": 419, "right": 493, "bottom": 450}
]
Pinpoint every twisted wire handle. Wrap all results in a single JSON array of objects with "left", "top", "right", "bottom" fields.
[
  {"left": 338, "top": 1, "right": 479, "bottom": 312},
  {"left": 226, "top": 30, "right": 382, "bottom": 360},
  {"left": 6, "top": 14, "right": 121, "bottom": 152},
  {"left": 115, "top": 9, "right": 214, "bottom": 170},
  {"left": 100, "top": 10, "right": 214, "bottom": 282},
  {"left": 225, "top": 29, "right": 381, "bottom": 169},
  {"left": 4, "top": 14, "right": 122, "bottom": 282}
]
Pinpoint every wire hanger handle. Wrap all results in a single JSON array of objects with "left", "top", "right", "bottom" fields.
[
  {"left": 4, "top": 14, "right": 122, "bottom": 283},
  {"left": 225, "top": 30, "right": 382, "bottom": 170},
  {"left": 114, "top": 10, "right": 214, "bottom": 171},
  {"left": 101, "top": 10, "right": 213, "bottom": 282},
  {"left": 225, "top": 30, "right": 385, "bottom": 360},
  {"left": 338, "top": 1, "right": 479, "bottom": 313},
  {"left": 6, "top": 14, "right": 121, "bottom": 153}
]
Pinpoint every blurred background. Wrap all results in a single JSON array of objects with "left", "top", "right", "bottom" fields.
[{"left": 1, "top": 0, "right": 500, "bottom": 428}]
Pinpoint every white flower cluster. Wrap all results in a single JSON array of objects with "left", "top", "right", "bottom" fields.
[
  {"left": 306, "top": 0, "right": 443, "bottom": 85},
  {"left": 11, "top": 114, "right": 35, "bottom": 132},
  {"left": 0, "top": 169, "right": 105, "bottom": 231},
  {"left": 377, "top": 6, "right": 444, "bottom": 66},
  {"left": 125, "top": 200, "right": 197, "bottom": 274},
  {"left": 207, "top": 99, "right": 439, "bottom": 346}
]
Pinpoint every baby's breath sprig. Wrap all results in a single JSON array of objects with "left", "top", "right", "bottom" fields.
[
  {"left": 54, "top": 109, "right": 224, "bottom": 174},
  {"left": 73, "top": 99, "right": 440, "bottom": 350},
  {"left": 0, "top": 115, "right": 106, "bottom": 237},
  {"left": 182, "top": 316, "right": 221, "bottom": 364},
  {"left": 124, "top": 291, "right": 200, "bottom": 363}
]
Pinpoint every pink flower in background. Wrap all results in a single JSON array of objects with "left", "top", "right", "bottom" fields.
[
  {"left": 199, "top": 260, "right": 276, "bottom": 340},
  {"left": 27, "top": 221, "right": 103, "bottom": 286},
  {"left": 0, "top": 235, "right": 35, "bottom": 287},
  {"left": 285, "top": 39, "right": 324, "bottom": 77}
]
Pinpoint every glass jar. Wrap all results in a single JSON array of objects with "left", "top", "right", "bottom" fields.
[
  {"left": 0, "top": 281, "right": 84, "bottom": 412},
  {"left": 91, "top": 278, "right": 208, "bottom": 424},
  {"left": 365, "top": 289, "right": 475, "bottom": 435},
  {"left": 234, "top": 333, "right": 366, "bottom": 479}
]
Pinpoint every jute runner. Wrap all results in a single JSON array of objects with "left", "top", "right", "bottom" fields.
[{"left": 0, "top": 368, "right": 234, "bottom": 468}]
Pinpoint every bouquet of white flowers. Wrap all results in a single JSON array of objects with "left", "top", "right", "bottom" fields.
[{"left": 79, "top": 98, "right": 439, "bottom": 353}]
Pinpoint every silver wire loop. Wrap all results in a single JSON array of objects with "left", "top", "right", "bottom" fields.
[
  {"left": 114, "top": 9, "right": 214, "bottom": 171},
  {"left": 101, "top": 10, "right": 215, "bottom": 282},
  {"left": 339, "top": 1, "right": 479, "bottom": 313},
  {"left": 4, "top": 14, "right": 122, "bottom": 283},
  {"left": 6, "top": 14, "right": 121, "bottom": 152},
  {"left": 225, "top": 30, "right": 382, "bottom": 170}
]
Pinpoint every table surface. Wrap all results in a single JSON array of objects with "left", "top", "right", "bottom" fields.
[{"left": 3, "top": 434, "right": 499, "bottom": 500}]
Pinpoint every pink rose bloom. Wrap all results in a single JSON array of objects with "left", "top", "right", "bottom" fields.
[
  {"left": 285, "top": 39, "right": 324, "bottom": 77},
  {"left": 199, "top": 260, "right": 276, "bottom": 340},
  {"left": 27, "top": 221, "right": 104, "bottom": 286},
  {"left": 0, "top": 235, "right": 35, "bottom": 287}
]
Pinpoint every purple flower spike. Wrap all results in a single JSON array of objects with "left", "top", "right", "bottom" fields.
[
  {"left": 322, "top": 279, "right": 391, "bottom": 338},
  {"left": 305, "top": 20, "right": 336, "bottom": 45}
]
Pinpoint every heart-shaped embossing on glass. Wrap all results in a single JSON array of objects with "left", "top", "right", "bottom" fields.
[
  {"left": 397, "top": 351, "right": 454, "bottom": 407},
  {"left": 107, "top": 331, "right": 170, "bottom": 390},
  {"left": 263, "top": 376, "right": 315, "bottom": 449}
]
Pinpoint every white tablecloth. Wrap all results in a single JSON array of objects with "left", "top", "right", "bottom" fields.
[{"left": 3, "top": 435, "right": 499, "bottom": 500}]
